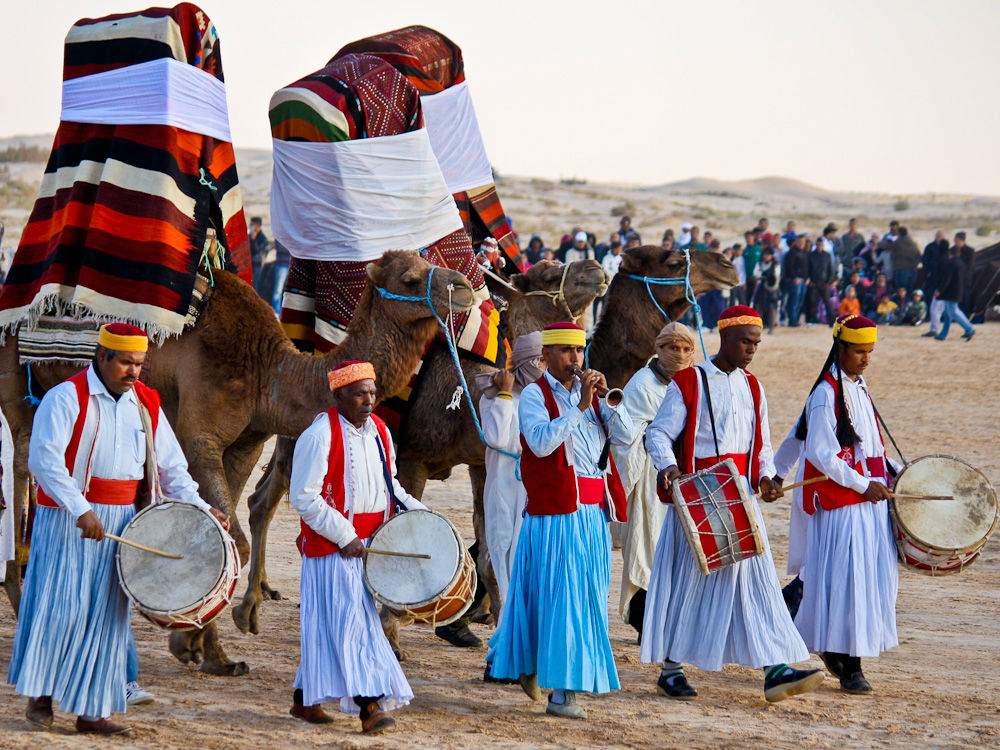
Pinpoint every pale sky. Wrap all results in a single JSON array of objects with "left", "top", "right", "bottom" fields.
[{"left": 3, "top": 0, "right": 999, "bottom": 194}]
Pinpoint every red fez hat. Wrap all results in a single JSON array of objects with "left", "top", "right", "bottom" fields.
[{"left": 718, "top": 305, "right": 763, "bottom": 330}]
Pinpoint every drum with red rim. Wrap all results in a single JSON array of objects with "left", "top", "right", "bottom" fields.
[
  {"left": 890, "top": 455, "right": 998, "bottom": 575},
  {"left": 116, "top": 501, "right": 240, "bottom": 630},
  {"left": 670, "top": 458, "right": 765, "bottom": 575}
]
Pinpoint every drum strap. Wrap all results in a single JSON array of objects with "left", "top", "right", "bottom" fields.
[
  {"left": 137, "top": 401, "right": 160, "bottom": 510},
  {"left": 871, "top": 401, "right": 907, "bottom": 466},
  {"left": 374, "top": 435, "right": 406, "bottom": 515},
  {"left": 697, "top": 366, "right": 723, "bottom": 462}
]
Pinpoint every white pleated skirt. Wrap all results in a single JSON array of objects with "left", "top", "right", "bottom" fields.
[
  {"left": 294, "top": 552, "right": 413, "bottom": 714},
  {"left": 787, "top": 492, "right": 809, "bottom": 577},
  {"left": 7, "top": 504, "right": 134, "bottom": 718},
  {"left": 794, "top": 501, "right": 899, "bottom": 657},
  {"left": 483, "top": 457, "right": 526, "bottom": 604},
  {"left": 640, "top": 503, "right": 810, "bottom": 671}
]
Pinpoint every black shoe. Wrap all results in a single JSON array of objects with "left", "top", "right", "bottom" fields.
[
  {"left": 840, "top": 670, "right": 873, "bottom": 694},
  {"left": 656, "top": 672, "right": 697, "bottom": 701},
  {"left": 962, "top": 330, "right": 975, "bottom": 341},
  {"left": 819, "top": 652, "right": 845, "bottom": 679},
  {"left": 435, "top": 622, "right": 483, "bottom": 648},
  {"left": 483, "top": 664, "right": 517, "bottom": 685},
  {"left": 921, "top": 331, "right": 938, "bottom": 338},
  {"left": 782, "top": 576, "right": 803, "bottom": 619},
  {"left": 764, "top": 667, "right": 824, "bottom": 703}
]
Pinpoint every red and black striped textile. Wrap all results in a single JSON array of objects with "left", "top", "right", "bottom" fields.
[{"left": 0, "top": 3, "right": 250, "bottom": 345}]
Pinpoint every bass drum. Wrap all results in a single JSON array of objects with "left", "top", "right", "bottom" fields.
[{"left": 890, "top": 455, "right": 998, "bottom": 575}]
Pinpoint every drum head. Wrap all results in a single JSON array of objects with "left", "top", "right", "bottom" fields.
[
  {"left": 893, "top": 456, "right": 999, "bottom": 550},
  {"left": 364, "top": 510, "right": 461, "bottom": 608},
  {"left": 118, "top": 502, "right": 225, "bottom": 613}
]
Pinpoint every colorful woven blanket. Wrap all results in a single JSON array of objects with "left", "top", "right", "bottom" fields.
[
  {"left": 337, "top": 26, "right": 519, "bottom": 273},
  {"left": 272, "top": 53, "right": 499, "bottom": 364},
  {"left": 0, "top": 3, "right": 250, "bottom": 346}
]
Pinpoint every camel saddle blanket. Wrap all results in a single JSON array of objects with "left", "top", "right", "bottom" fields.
[
  {"left": 336, "top": 26, "right": 519, "bottom": 275},
  {"left": 0, "top": 4, "right": 250, "bottom": 347},
  {"left": 273, "top": 53, "right": 499, "bottom": 366}
]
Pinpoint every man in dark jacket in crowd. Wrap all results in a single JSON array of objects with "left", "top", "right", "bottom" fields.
[
  {"left": 954, "top": 232, "right": 976, "bottom": 313},
  {"left": 934, "top": 244, "right": 975, "bottom": 341},
  {"left": 921, "top": 230, "right": 950, "bottom": 337},
  {"left": 806, "top": 239, "right": 835, "bottom": 326},
  {"left": 891, "top": 226, "right": 921, "bottom": 294},
  {"left": 249, "top": 216, "right": 270, "bottom": 297},
  {"left": 782, "top": 235, "right": 810, "bottom": 326}
]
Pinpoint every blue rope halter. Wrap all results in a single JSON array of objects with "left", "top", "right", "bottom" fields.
[
  {"left": 586, "top": 248, "right": 709, "bottom": 365},
  {"left": 374, "top": 266, "right": 523, "bottom": 472}
]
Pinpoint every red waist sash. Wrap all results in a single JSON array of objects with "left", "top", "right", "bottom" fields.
[
  {"left": 37, "top": 477, "right": 140, "bottom": 508},
  {"left": 299, "top": 510, "right": 387, "bottom": 558},
  {"left": 353, "top": 511, "right": 386, "bottom": 540},
  {"left": 695, "top": 453, "right": 749, "bottom": 476},
  {"left": 577, "top": 477, "right": 605, "bottom": 506}
]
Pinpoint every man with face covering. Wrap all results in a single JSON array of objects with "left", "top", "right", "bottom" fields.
[
  {"left": 476, "top": 332, "right": 545, "bottom": 607},
  {"left": 611, "top": 322, "right": 696, "bottom": 637},
  {"left": 640, "top": 306, "right": 822, "bottom": 704}
]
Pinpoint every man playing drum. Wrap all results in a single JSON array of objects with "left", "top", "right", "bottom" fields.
[
  {"left": 612, "top": 322, "right": 696, "bottom": 638},
  {"left": 640, "top": 305, "right": 823, "bottom": 703},
  {"left": 8, "top": 324, "right": 228, "bottom": 735},
  {"left": 790, "top": 314, "right": 898, "bottom": 694},
  {"left": 288, "top": 360, "right": 426, "bottom": 734},
  {"left": 488, "top": 322, "right": 633, "bottom": 719}
]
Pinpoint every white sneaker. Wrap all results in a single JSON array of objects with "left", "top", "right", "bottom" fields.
[{"left": 126, "top": 681, "right": 154, "bottom": 706}]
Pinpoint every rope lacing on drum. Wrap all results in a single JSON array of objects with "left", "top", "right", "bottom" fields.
[{"left": 687, "top": 466, "right": 760, "bottom": 569}]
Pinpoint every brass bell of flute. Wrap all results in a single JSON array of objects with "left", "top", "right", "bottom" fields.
[{"left": 568, "top": 364, "right": 624, "bottom": 407}]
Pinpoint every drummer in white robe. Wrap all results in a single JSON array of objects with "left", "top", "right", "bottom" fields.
[
  {"left": 289, "top": 360, "right": 426, "bottom": 735},
  {"left": 7, "top": 324, "right": 224, "bottom": 735},
  {"left": 792, "top": 314, "right": 899, "bottom": 695},
  {"left": 476, "top": 331, "right": 544, "bottom": 607},
  {"left": 611, "top": 322, "right": 695, "bottom": 635},
  {"left": 640, "top": 305, "right": 822, "bottom": 703}
]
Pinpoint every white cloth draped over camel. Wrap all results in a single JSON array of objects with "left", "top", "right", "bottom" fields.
[
  {"left": 793, "top": 369, "right": 899, "bottom": 658},
  {"left": 640, "top": 360, "right": 810, "bottom": 670},
  {"left": 270, "top": 129, "right": 463, "bottom": 262},
  {"left": 289, "top": 412, "right": 426, "bottom": 713},
  {"left": 60, "top": 57, "right": 232, "bottom": 142},
  {"left": 610, "top": 364, "right": 671, "bottom": 623},
  {"left": 420, "top": 81, "right": 495, "bottom": 194}
]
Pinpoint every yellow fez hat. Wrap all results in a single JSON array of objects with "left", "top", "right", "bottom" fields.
[
  {"left": 833, "top": 314, "right": 877, "bottom": 344},
  {"left": 98, "top": 323, "right": 149, "bottom": 353},
  {"left": 541, "top": 322, "right": 587, "bottom": 347},
  {"left": 328, "top": 360, "right": 377, "bottom": 391}
]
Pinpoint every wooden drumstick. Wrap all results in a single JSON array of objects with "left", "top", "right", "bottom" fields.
[
  {"left": 891, "top": 494, "right": 956, "bottom": 502},
  {"left": 104, "top": 533, "right": 184, "bottom": 559},
  {"left": 364, "top": 548, "right": 431, "bottom": 560},
  {"left": 767, "top": 475, "right": 829, "bottom": 496}
]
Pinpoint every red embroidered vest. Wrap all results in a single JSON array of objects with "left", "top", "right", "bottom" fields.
[
  {"left": 37, "top": 369, "right": 161, "bottom": 508},
  {"left": 519, "top": 376, "right": 627, "bottom": 521},
  {"left": 298, "top": 408, "right": 396, "bottom": 558},
  {"left": 802, "top": 372, "right": 887, "bottom": 514},
  {"left": 669, "top": 365, "right": 765, "bottom": 490}
]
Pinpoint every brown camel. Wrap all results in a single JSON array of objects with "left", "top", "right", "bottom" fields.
[
  {"left": 231, "top": 259, "right": 609, "bottom": 636},
  {"left": 0, "top": 251, "right": 475, "bottom": 675}
]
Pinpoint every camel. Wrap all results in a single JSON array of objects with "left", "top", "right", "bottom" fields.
[
  {"left": 0, "top": 251, "right": 475, "bottom": 676},
  {"left": 231, "top": 258, "right": 610, "bottom": 635}
]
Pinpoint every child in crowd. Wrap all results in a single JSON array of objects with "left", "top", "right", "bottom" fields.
[
  {"left": 894, "top": 288, "right": 927, "bottom": 326},
  {"left": 839, "top": 286, "right": 861, "bottom": 317},
  {"left": 876, "top": 293, "right": 897, "bottom": 324}
]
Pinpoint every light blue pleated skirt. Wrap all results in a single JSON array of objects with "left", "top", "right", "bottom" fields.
[
  {"left": 7, "top": 503, "right": 134, "bottom": 718},
  {"left": 794, "top": 502, "right": 899, "bottom": 657},
  {"left": 293, "top": 553, "right": 413, "bottom": 714},
  {"left": 640, "top": 503, "right": 810, "bottom": 671},
  {"left": 488, "top": 504, "right": 619, "bottom": 693}
]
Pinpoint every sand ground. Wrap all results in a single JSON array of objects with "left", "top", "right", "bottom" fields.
[{"left": 2, "top": 322, "right": 999, "bottom": 749}]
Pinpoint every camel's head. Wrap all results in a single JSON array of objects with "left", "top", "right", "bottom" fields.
[
  {"left": 619, "top": 245, "right": 739, "bottom": 303},
  {"left": 510, "top": 259, "right": 609, "bottom": 324},
  {"left": 365, "top": 251, "right": 476, "bottom": 323}
]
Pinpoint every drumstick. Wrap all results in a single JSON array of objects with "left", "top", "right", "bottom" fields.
[
  {"left": 892, "top": 494, "right": 956, "bottom": 502},
  {"left": 104, "top": 533, "right": 184, "bottom": 559},
  {"left": 363, "top": 548, "right": 431, "bottom": 560},
  {"left": 770, "top": 475, "right": 828, "bottom": 495}
]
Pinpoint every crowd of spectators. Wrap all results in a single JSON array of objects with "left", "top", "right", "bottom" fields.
[{"left": 513, "top": 215, "right": 980, "bottom": 342}]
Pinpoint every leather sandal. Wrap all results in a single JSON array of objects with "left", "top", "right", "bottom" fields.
[
  {"left": 76, "top": 717, "right": 132, "bottom": 735},
  {"left": 360, "top": 702, "right": 396, "bottom": 735},
  {"left": 289, "top": 702, "right": 335, "bottom": 724},
  {"left": 26, "top": 696, "right": 53, "bottom": 729}
]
